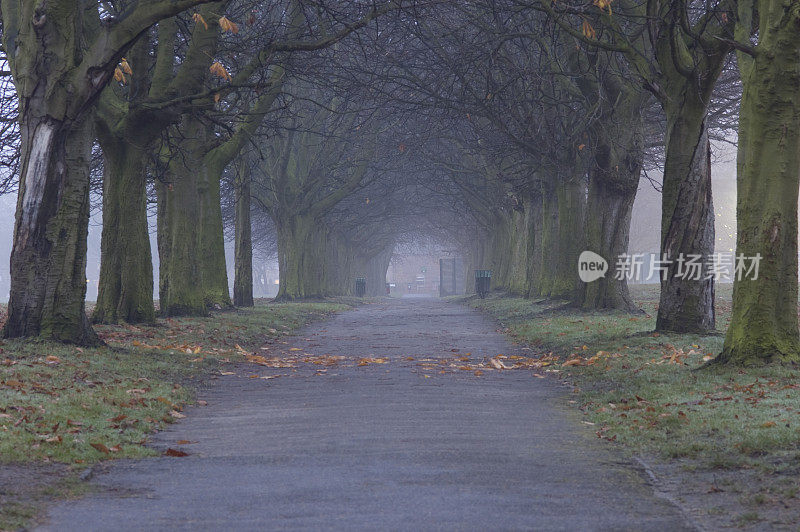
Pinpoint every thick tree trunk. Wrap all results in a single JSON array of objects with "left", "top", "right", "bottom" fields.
[
  {"left": 537, "top": 175, "right": 584, "bottom": 299},
  {"left": 233, "top": 165, "right": 254, "bottom": 307},
  {"left": 158, "top": 117, "right": 232, "bottom": 315},
  {"left": 719, "top": 18, "right": 800, "bottom": 364},
  {"left": 93, "top": 139, "right": 155, "bottom": 324},
  {"left": 157, "top": 152, "right": 205, "bottom": 317},
  {"left": 363, "top": 247, "right": 393, "bottom": 297},
  {"left": 3, "top": 113, "right": 99, "bottom": 345},
  {"left": 275, "top": 213, "right": 325, "bottom": 300},
  {"left": 656, "top": 101, "right": 715, "bottom": 332},
  {"left": 577, "top": 171, "right": 639, "bottom": 311}
]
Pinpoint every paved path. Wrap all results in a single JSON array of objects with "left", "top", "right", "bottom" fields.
[{"left": 40, "top": 298, "right": 690, "bottom": 531}]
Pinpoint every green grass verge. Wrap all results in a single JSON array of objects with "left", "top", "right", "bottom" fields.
[{"left": 466, "top": 285, "right": 800, "bottom": 463}]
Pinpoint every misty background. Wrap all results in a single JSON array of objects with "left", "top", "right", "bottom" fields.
[{"left": 0, "top": 145, "right": 738, "bottom": 302}]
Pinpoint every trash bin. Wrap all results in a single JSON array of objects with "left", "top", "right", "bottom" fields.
[
  {"left": 355, "top": 277, "right": 366, "bottom": 298},
  {"left": 475, "top": 270, "right": 492, "bottom": 299}
]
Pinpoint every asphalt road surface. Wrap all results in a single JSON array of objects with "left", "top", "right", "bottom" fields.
[{"left": 39, "top": 297, "right": 691, "bottom": 531}]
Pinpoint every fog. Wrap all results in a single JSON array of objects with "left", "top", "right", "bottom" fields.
[{"left": 0, "top": 144, "right": 738, "bottom": 303}]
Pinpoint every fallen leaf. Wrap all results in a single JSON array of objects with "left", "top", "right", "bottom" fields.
[
  {"left": 164, "top": 448, "right": 189, "bottom": 457},
  {"left": 90, "top": 442, "right": 110, "bottom": 454},
  {"left": 488, "top": 358, "right": 507, "bottom": 370},
  {"left": 357, "top": 357, "right": 389, "bottom": 366}
]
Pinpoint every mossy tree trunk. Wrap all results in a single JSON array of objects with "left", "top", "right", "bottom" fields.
[
  {"left": 537, "top": 174, "right": 584, "bottom": 299},
  {"left": 573, "top": 63, "right": 645, "bottom": 311},
  {"left": 198, "top": 154, "right": 233, "bottom": 309},
  {"left": 3, "top": 112, "right": 99, "bottom": 345},
  {"left": 157, "top": 120, "right": 206, "bottom": 317},
  {"left": 93, "top": 138, "right": 155, "bottom": 324},
  {"left": 160, "top": 120, "right": 232, "bottom": 312},
  {"left": 159, "top": 71, "right": 283, "bottom": 311},
  {"left": 718, "top": 1, "right": 800, "bottom": 364}
]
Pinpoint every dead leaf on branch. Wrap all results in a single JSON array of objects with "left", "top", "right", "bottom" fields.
[
  {"left": 210, "top": 62, "right": 231, "bottom": 81},
  {"left": 219, "top": 16, "right": 240, "bottom": 34},
  {"left": 120, "top": 58, "right": 133, "bottom": 75},
  {"left": 193, "top": 13, "right": 208, "bottom": 30}
]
